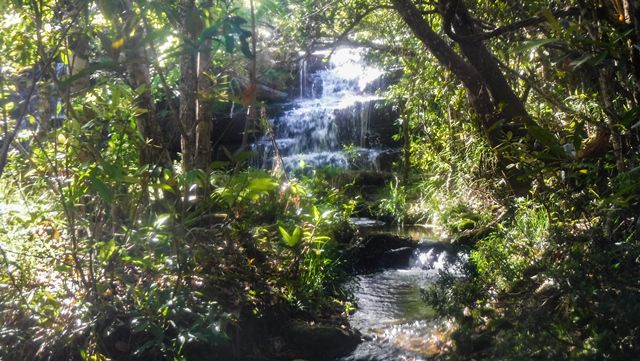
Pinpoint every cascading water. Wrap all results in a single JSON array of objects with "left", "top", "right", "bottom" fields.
[{"left": 254, "top": 48, "right": 385, "bottom": 171}]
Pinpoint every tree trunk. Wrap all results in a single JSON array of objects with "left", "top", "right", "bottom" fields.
[
  {"left": 179, "top": 0, "right": 198, "bottom": 172},
  {"left": 124, "top": 32, "right": 171, "bottom": 168},
  {"left": 99, "top": 2, "right": 171, "bottom": 169},
  {"left": 391, "top": 0, "right": 531, "bottom": 196},
  {"left": 36, "top": 80, "right": 51, "bottom": 139},
  {"left": 195, "top": 50, "right": 213, "bottom": 171},
  {"left": 444, "top": 0, "right": 531, "bottom": 133}
]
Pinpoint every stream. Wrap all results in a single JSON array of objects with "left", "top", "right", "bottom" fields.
[
  {"left": 254, "top": 49, "right": 461, "bottom": 360},
  {"left": 342, "top": 222, "right": 461, "bottom": 361}
]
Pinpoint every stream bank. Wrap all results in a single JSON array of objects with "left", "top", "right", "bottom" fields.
[
  {"left": 229, "top": 218, "right": 461, "bottom": 361},
  {"left": 232, "top": 46, "right": 458, "bottom": 360}
]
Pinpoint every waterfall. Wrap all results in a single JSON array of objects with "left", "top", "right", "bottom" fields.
[
  {"left": 254, "top": 48, "right": 385, "bottom": 171},
  {"left": 299, "top": 57, "right": 307, "bottom": 98}
]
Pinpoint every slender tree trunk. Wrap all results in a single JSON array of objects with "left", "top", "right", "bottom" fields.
[
  {"left": 124, "top": 32, "right": 171, "bottom": 168},
  {"left": 195, "top": 44, "right": 213, "bottom": 171},
  {"left": 180, "top": 0, "right": 198, "bottom": 172},
  {"left": 599, "top": 71, "right": 626, "bottom": 173},
  {"left": 100, "top": 2, "right": 172, "bottom": 169},
  {"left": 36, "top": 80, "right": 51, "bottom": 139},
  {"left": 68, "top": 32, "right": 91, "bottom": 95}
]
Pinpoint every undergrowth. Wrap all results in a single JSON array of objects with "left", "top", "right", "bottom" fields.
[{"left": 0, "top": 152, "right": 356, "bottom": 360}]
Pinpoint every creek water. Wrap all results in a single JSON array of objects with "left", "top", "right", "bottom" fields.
[
  {"left": 341, "top": 224, "right": 461, "bottom": 361},
  {"left": 253, "top": 48, "right": 387, "bottom": 170},
  {"left": 255, "top": 48, "right": 456, "bottom": 359}
]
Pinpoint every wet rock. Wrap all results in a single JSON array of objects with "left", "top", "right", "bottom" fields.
[
  {"left": 350, "top": 233, "right": 417, "bottom": 273},
  {"left": 363, "top": 68, "right": 403, "bottom": 94},
  {"left": 333, "top": 99, "right": 400, "bottom": 150},
  {"left": 283, "top": 321, "right": 361, "bottom": 361},
  {"left": 296, "top": 54, "right": 330, "bottom": 98},
  {"left": 379, "top": 246, "right": 415, "bottom": 269},
  {"left": 230, "top": 77, "right": 289, "bottom": 102}
]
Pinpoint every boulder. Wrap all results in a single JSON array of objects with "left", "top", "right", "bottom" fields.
[
  {"left": 333, "top": 99, "right": 400, "bottom": 150},
  {"left": 350, "top": 233, "right": 417, "bottom": 273},
  {"left": 378, "top": 246, "right": 415, "bottom": 269},
  {"left": 282, "top": 321, "right": 361, "bottom": 361},
  {"left": 230, "top": 77, "right": 289, "bottom": 102},
  {"left": 296, "top": 54, "right": 330, "bottom": 98}
]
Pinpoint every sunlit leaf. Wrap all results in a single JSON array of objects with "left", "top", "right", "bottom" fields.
[
  {"left": 111, "top": 37, "right": 125, "bottom": 49},
  {"left": 98, "top": 239, "right": 117, "bottom": 262},
  {"left": 279, "top": 226, "right": 302, "bottom": 247}
]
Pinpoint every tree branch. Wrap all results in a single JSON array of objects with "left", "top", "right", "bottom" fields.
[
  {"left": 0, "top": 9, "right": 79, "bottom": 177},
  {"left": 445, "top": 6, "right": 581, "bottom": 42},
  {"left": 329, "top": 5, "right": 395, "bottom": 51}
]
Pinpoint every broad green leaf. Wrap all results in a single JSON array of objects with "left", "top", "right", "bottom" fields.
[
  {"left": 98, "top": 239, "right": 117, "bottom": 262},
  {"left": 158, "top": 183, "right": 175, "bottom": 193},
  {"left": 155, "top": 214, "right": 171, "bottom": 228},
  {"left": 279, "top": 226, "right": 291, "bottom": 244},
  {"left": 291, "top": 227, "right": 302, "bottom": 245},
  {"left": 89, "top": 175, "right": 112, "bottom": 204},
  {"left": 100, "top": 162, "right": 123, "bottom": 179},
  {"left": 247, "top": 177, "right": 277, "bottom": 193},
  {"left": 279, "top": 226, "right": 302, "bottom": 247}
]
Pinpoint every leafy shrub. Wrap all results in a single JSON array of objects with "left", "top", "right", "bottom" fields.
[{"left": 471, "top": 199, "right": 549, "bottom": 291}]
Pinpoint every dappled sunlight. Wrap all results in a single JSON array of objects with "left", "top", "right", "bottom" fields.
[{"left": 1, "top": 0, "right": 639, "bottom": 360}]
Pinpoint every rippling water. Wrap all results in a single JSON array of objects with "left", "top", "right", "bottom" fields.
[{"left": 342, "top": 242, "right": 458, "bottom": 361}]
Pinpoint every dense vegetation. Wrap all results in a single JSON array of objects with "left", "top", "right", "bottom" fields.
[{"left": 1, "top": 0, "right": 639, "bottom": 360}]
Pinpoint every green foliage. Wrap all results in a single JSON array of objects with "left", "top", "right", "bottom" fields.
[
  {"left": 441, "top": 203, "right": 491, "bottom": 235},
  {"left": 2, "top": 0, "right": 640, "bottom": 359},
  {"left": 279, "top": 225, "right": 303, "bottom": 247},
  {"left": 470, "top": 199, "right": 549, "bottom": 292},
  {"left": 375, "top": 177, "right": 407, "bottom": 224},
  {"left": 0, "top": 157, "right": 353, "bottom": 359}
]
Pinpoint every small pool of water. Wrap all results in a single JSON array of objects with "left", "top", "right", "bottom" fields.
[{"left": 341, "top": 242, "right": 458, "bottom": 361}]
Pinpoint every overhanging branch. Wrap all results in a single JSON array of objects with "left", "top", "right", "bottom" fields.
[
  {"left": 332, "top": 5, "right": 395, "bottom": 45},
  {"left": 445, "top": 6, "right": 581, "bottom": 42}
]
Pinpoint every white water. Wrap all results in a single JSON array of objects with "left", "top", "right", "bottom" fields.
[
  {"left": 343, "top": 233, "right": 464, "bottom": 360},
  {"left": 254, "top": 48, "right": 385, "bottom": 170}
]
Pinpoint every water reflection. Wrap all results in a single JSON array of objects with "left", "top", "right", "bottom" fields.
[{"left": 343, "top": 235, "right": 459, "bottom": 360}]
